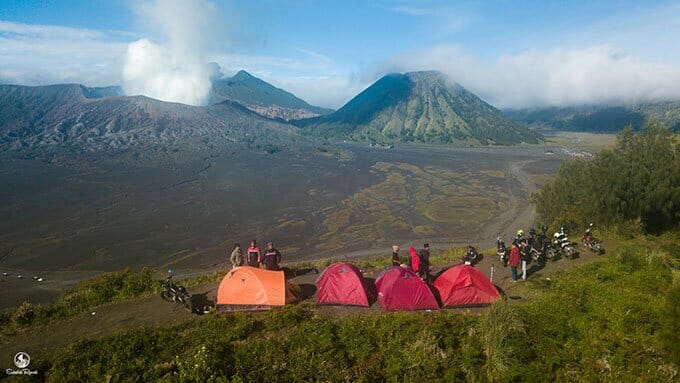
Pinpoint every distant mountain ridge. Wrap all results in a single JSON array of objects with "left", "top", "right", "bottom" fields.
[
  {"left": 505, "top": 102, "right": 680, "bottom": 132},
  {"left": 296, "top": 71, "right": 541, "bottom": 145},
  {"left": 210, "top": 70, "right": 334, "bottom": 121},
  {"left": 0, "top": 83, "right": 298, "bottom": 151}
]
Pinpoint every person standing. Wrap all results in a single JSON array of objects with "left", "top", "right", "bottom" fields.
[
  {"left": 230, "top": 243, "right": 243, "bottom": 268},
  {"left": 246, "top": 240, "right": 261, "bottom": 267},
  {"left": 391, "top": 245, "right": 400, "bottom": 267},
  {"left": 508, "top": 244, "right": 521, "bottom": 282},
  {"left": 262, "top": 242, "right": 282, "bottom": 270},
  {"left": 418, "top": 243, "right": 431, "bottom": 283},
  {"left": 519, "top": 239, "right": 530, "bottom": 280}
]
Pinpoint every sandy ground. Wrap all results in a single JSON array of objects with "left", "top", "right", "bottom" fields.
[{"left": 0, "top": 147, "right": 553, "bottom": 310}]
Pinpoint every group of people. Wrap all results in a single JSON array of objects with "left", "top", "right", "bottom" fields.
[
  {"left": 391, "top": 244, "right": 432, "bottom": 282},
  {"left": 229, "top": 240, "right": 282, "bottom": 270}
]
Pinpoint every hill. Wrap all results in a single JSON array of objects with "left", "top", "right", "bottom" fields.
[
  {"left": 505, "top": 102, "right": 680, "bottom": 132},
  {"left": 0, "top": 84, "right": 299, "bottom": 152},
  {"left": 210, "top": 70, "right": 334, "bottom": 120},
  {"left": 296, "top": 71, "right": 541, "bottom": 145}
]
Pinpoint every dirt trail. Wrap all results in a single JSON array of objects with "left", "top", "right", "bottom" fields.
[{"left": 479, "top": 159, "right": 539, "bottom": 243}]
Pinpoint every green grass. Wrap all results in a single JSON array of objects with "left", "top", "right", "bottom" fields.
[
  {"left": 0, "top": 245, "right": 474, "bottom": 336},
  {"left": 30, "top": 237, "right": 680, "bottom": 382},
  {"left": 0, "top": 268, "right": 157, "bottom": 337}
]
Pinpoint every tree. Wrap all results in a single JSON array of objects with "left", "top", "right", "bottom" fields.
[{"left": 532, "top": 119, "right": 679, "bottom": 233}]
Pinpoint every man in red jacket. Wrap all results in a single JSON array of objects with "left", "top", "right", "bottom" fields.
[{"left": 508, "top": 244, "right": 521, "bottom": 282}]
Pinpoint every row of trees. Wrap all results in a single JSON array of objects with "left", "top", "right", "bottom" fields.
[{"left": 533, "top": 119, "right": 679, "bottom": 234}]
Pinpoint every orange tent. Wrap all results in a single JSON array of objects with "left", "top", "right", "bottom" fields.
[{"left": 216, "top": 266, "right": 299, "bottom": 311}]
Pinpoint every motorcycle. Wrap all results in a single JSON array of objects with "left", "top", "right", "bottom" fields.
[
  {"left": 496, "top": 238, "right": 508, "bottom": 267},
  {"left": 529, "top": 246, "right": 544, "bottom": 265},
  {"left": 546, "top": 245, "right": 559, "bottom": 261},
  {"left": 553, "top": 229, "right": 578, "bottom": 260},
  {"left": 583, "top": 223, "right": 605, "bottom": 255},
  {"left": 584, "top": 238, "right": 604, "bottom": 255},
  {"left": 161, "top": 270, "right": 192, "bottom": 311},
  {"left": 463, "top": 247, "right": 480, "bottom": 265}
]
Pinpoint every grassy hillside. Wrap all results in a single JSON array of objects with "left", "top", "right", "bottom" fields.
[
  {"left": 299, "top": 71, "right": 542, "bottom": 145},
  {"left": 21, "top": 237, "right": 679, "bottom": 382}
]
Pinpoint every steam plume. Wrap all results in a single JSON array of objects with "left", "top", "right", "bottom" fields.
[{"left": 122, "top": 0, "right": 222, "bottom": 106}]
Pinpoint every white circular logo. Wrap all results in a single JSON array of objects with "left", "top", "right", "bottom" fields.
[{"left": 13, "top": 352, "right": 30, "bottom": 369}]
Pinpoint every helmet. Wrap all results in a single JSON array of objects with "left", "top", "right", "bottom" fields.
[
  {"left": 560, "top": 226, "right": 564, "bottom": 232},
  {"left": 529, "top": 228, "right": 536, "bottom": 235},
  {"left": 517, "top": 229, "right": 524, "bottom": 237},
  {"left": 497, "top": 236, "right": 502, "bottom": 242},
  {"left": 542, "top": 224, "right": 548, "bottom": 232}
]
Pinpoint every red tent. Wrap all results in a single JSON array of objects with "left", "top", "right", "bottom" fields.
[
  {"left": 375, "top": 267, "right": 439, "bottom": 311},
  {"left": 433, "top": 264, "right": 500, "bottom": 307},
  {"left": 316, "top": 263, "right": 373, "bottom": 307}
]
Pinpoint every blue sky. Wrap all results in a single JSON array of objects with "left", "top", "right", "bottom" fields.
[{"left": 1, "top": 0, "right": 680, "bottom": 107}]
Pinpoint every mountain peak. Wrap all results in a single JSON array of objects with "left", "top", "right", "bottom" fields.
[
  {"left": 209, "top": 70, "right": 334, "bottom": 120},
  {"left": 232, "top": 70, "right": 254, "bottom": 81},
  {"left": 298, "top": 70, "right": 541, "bottom": 145},
  {"left": 404, "top": 70, "right": 447, "bottom": 80}
]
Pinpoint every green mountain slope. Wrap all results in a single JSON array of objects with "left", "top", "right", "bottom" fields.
[
  {"left": 505, "top": 102, "right": 680, "bottom": 132},
  {"left": 297, "top": 71, "right": 541, "bottom": 145},
  {"left": 210, "top": 70, "right": 334, "bottom": 120}
]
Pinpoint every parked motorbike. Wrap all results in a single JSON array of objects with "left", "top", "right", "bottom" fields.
[
  {"left": 546, "top": 245, "right": 559, "bottom": 261},
  {"left": 529, "top": 246, "right": 544, "bottom": 265},
  {"left": 553, "top": 228, "right": 578, "bottom": 260},
  {"left": 161, "top": 270, "right": 192, "bottom": 311},
  {"left": 497, "top": 237, "right": 507, "bottom": 267},
  {"left": 462, "top": 246, "right": 480, "bottom": 265},
  {"left": 583, "top": 223, "right": 605, "bottom": 255}
]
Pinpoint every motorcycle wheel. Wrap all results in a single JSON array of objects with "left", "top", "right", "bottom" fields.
[
  {"left": 180, "top": 295, "right": 193, "bottom": 311},
  {"left": 161, "top": 291, "right": 173, "bottom": 301}
]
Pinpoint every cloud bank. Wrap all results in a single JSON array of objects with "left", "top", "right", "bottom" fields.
[
  {"left": 122, "top": 0, "right": 223, "bottom": 106},
  {"left": 0, "top": 21, "right": 127, "bottom": 86},
  {"left": 365, "top": 44, "right": 680, "bottom": 109}
]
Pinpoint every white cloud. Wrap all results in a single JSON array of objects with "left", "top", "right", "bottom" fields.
[
  {"left": 390, "top": 6, "right": 434, "bottom": 16},
  {"left": 0, "top": 21, "right": 128, "bottom": 86},
  {"left": 371, "top": 44, "right": 680, "bottom": 108}
]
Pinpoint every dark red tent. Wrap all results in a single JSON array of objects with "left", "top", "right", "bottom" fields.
[
  {"left": 433, "top": 264, "right": 500, "bottom": 307},
  {"left": 316, "top": 263, "right": 373, "bottom": 307},
  {"left": 375, "top": 267, "right": 439, "bottom": 311}
]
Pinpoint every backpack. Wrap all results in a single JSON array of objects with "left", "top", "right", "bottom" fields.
[{"left": 411, "top": 253, "right": 420, "bottom": 272}]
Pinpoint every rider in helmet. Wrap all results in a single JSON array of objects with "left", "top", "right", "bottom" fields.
[
  {"left": 528, "top": 228, "right": 537, "bottom": 248},
  {"left": 554, "top": 228, "right": 570, "bottom": 249},
  {"left": 513, "top": 229, "right": 525, "bottom": 246},
  {"left": 583, "top": 223, "right": 594, "bottom": 245}
]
